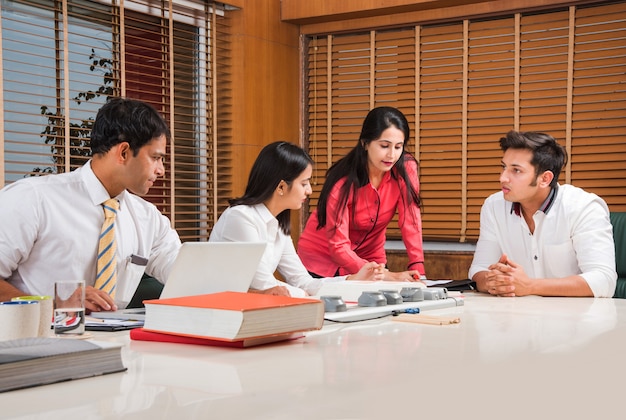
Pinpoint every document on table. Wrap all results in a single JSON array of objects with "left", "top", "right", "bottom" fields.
[
  {"left": 423, "top": 280, "right": 454, "bottom": 286},
  {"left": 85, "top": 317, "right": 144, "bottom": 331}
]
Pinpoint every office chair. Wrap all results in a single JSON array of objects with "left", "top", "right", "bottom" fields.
[
  {"left": 610, "top": 212, "right": 626, "bottom": 299},
  {"left": 126, "top": 274, "right": 164, "bottom": 308}
]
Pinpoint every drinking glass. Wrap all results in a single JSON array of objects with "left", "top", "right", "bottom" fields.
[{"left": 53, "top": 280, "right": 85, "bottom": 336}]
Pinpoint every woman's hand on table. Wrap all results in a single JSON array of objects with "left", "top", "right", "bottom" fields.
[
  {"left": 347, "top": 262, "right": 385, "bottom": 281},
  {"left": 383, "top": 269, "right": 424, "bottom": 283}
]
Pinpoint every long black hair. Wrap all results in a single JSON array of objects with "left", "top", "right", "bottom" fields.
[
  {"left": 230, "top": 141, "right": 314, "bottom": 235},
  {"left": 316, "top": 106, "right": 421, "bottom": 228}
]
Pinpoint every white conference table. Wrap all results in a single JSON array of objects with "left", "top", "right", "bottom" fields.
[{"left": 1, "top": 292, "right": 625, "bottom": 420}]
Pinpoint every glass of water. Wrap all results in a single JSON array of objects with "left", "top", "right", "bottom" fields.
[{"left": 54, "top": 280, "right": 86, "bottom": 336}]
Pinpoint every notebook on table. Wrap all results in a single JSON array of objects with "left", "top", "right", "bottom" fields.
[{"left": 90, "top": 242, "right": 266, "bottom": 322}]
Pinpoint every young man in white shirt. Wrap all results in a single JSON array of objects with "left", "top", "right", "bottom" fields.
[
  {"left": 469, "top": 130, "right": 616, "bottom": 297},
  {"left": 0, "top": 98, "right": 181, "bottom": 311}
]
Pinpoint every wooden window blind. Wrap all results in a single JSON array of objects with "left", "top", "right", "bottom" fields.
[
  {"left": 0, "top": 0, "right": 234, "bottom": 241},
  {"left": 419, "top": 22, "right": 466, "bottom": 241},
  {"left": 571, "top": 3, "right": 626, "bottom": 205},
  {"left": 304, "top": 0, "right": 626, "bottom": 243}
]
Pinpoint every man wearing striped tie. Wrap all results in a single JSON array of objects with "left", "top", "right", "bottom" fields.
[{"left": 0, "top": 98, "right": 182, "bottom": 312}]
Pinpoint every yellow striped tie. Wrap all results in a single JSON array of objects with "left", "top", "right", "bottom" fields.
[{"left": 95, "top": 198, "right": 120, "bottom": 298}]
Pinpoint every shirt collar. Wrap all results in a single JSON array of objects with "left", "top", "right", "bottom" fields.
[
  {"left": 254, "top": 203, "right": 276, "bottom": 225},
  {"left": 511, "top": 185, "right": 559, "bottom": 216},
  {"left": 80, "top": 160, "right": 127, "bottom": 209}
]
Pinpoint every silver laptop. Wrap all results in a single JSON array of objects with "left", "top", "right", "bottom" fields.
[{"left": 90, "top": 242, "right": 266, "bottom": 321}]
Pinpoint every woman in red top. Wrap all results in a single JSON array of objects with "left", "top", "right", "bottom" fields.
[{"left": 298, "top": 107, "right": 425, "bottom": 281}]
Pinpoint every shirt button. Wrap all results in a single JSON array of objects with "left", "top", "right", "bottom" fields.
[
  {"left": 370, "top": 218, "right": 374, "bottom": 223},
  {"left": 534, "top": 255, "right": 538, "bottom": 260}
]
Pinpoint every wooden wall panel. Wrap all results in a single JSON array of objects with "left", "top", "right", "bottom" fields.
[
  {"left": 387, "top": 249, "right": 474, "bottom": 280},
  {"left": 228, "top": 0, "right": 300, "bottom": 199}
]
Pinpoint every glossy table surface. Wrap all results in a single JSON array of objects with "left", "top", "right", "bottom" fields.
[{"left": 1, "top": 292, "right": 624, "bottom": 420}]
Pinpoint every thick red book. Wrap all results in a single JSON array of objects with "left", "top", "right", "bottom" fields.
[
  {"left": 142, "top": 291, "right": 324, "bottom": 341},
  {"left": 130, "top": 328, "right": 304, "bottom": 348}
]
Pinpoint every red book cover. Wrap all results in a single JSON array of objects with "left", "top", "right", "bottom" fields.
[
  {"left": 143, "top": 291, "right": 322, "bottom": 311},
  {"left": 130, "top": 328, "right": 304, "bottom": 348}
]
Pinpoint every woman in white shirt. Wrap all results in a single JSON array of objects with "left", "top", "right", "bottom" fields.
[{"left": 209, "top": 141, "right": 384, "bottom": 297}]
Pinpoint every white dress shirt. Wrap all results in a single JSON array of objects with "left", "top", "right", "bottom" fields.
[
  {"left": 469, "top": 184, "right": 617, "bottom": 297},
  {"left": 209, "top": 203, "right": 345, "bottom": 297},
  {"left": 0, "top": 161, "right": 182, "bottom": 308}
]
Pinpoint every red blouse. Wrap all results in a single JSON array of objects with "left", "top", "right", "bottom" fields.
[{"left": 297, "top": 156, "right": 425, "bottom": 277}]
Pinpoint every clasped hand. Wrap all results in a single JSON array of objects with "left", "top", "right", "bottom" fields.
[{"left": 485, "top": 254, "right": 531, "bottom": 297}]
